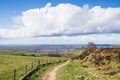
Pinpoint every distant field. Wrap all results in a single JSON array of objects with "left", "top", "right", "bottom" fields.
[
  {"left": 73, "top": 49, "right": 83, "bottom": 54},
  {"left": 0, "top": 52, "right": 62, "bottom": 80},
  {"left": 0, "top": 50, "right": 38, "bottom": 56}
]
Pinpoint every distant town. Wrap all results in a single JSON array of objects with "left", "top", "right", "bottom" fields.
[
  {"left": 0, "top": 44, "right": 119, "bottom": 55},
  {"left": 0, "top": 45, "right": 82, "bottom": 54}
]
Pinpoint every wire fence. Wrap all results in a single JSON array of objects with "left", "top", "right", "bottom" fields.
[{"left": 12, "top": 58, "right": 66, "bottom": 80}]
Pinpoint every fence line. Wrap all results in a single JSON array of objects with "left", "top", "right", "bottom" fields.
[
  {"left": 13, "top": 59, "right": 66, "bottom": 80},
  {"left": 13, "top": 69, "right": 16, "bottom": 80}
]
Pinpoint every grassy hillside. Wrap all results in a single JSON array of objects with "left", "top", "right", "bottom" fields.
[
  {"left": 57, "top": 60, "right": 91, "bottom": 80},
  {"left": 0, "top": 53, "right": 62, "bottom": 80},
  {"left": 58, "top": 48, "right": 120, "bottom": 80},
  {"left": 58, "top": 60, "right": 120, "bottom": 80}
]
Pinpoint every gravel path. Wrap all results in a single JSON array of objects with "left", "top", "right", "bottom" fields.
[{"left": 42, "top": 61, "right": 69, "bottom": 80}]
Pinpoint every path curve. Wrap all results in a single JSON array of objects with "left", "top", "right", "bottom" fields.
[{"left": 42, "top": 61, "right": 70, "bottom": 80}]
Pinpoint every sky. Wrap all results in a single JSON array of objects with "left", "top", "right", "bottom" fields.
[{"left": 0, "top": 0, "right": 120, "bottom": 44}]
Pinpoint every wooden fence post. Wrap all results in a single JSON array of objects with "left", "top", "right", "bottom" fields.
[
  {"left": 47, "top": 59, "right": 49, "bottom": 63},
  {"left": 36, "top": 61, "right": 38, "bottom": 66},
  {"left": 31, "top": 62, "right": 33, "bottom": 69},
  {"left": 38, "top": 60, "right": 40, "bottom": 66},
  {"left": 25, "top": 64, "right": 27, "bottom": 74},
  {"left": 42, "top": 60, "right": 44, "bottom": 65},
  {"left": 13, "top": 69, "right": 16, "bottom": 80}
]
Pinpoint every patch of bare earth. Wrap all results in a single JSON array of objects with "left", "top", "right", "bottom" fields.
[{"left": 42, "top": 61, "right": 69, "bottom": 80}]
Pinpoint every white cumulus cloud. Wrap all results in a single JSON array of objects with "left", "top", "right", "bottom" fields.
[
  {"left": 0, "top": 34, "right": 120, "bottom": 44},
  {"left": 0, "top": 3, "right": 120, "bottom": 38}
]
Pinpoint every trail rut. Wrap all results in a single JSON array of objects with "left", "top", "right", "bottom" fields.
[{"left": 42, "top": 61, "right": 69, "bottom": 80}]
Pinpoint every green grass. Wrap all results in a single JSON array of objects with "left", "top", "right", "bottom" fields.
[
  {"left": 73, "top": 50, "right": 83, "bottom": 54},
  {"left": 0, "top": 50, "right": 38, "bottom": 56},
  {"left": 57, "top": 60, "right": 120, "bottom": 80},
  {"left": 0, "top": 50, "right": 16, "bottom": 54},
  {"left": 0, "top": 53, "right": 62, "bottom": 80},
  {"left": 57, "top": 60, "right": 90, "bottom": 80}
]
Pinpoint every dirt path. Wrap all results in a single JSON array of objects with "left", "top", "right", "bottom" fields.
[{"left": 42, "top": 61, "right": 70, "bottom": 80}]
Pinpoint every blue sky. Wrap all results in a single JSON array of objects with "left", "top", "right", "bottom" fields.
[
  {"left": 0, "top": 0, "right": 120, "bottom": 28},
  {"left": 0, "top": 0, "right": 120, "bottom": 44}
]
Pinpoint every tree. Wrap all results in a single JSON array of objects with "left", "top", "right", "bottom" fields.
[{"left": 87, "top": 42, "right": 97, "bottom": 49}]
